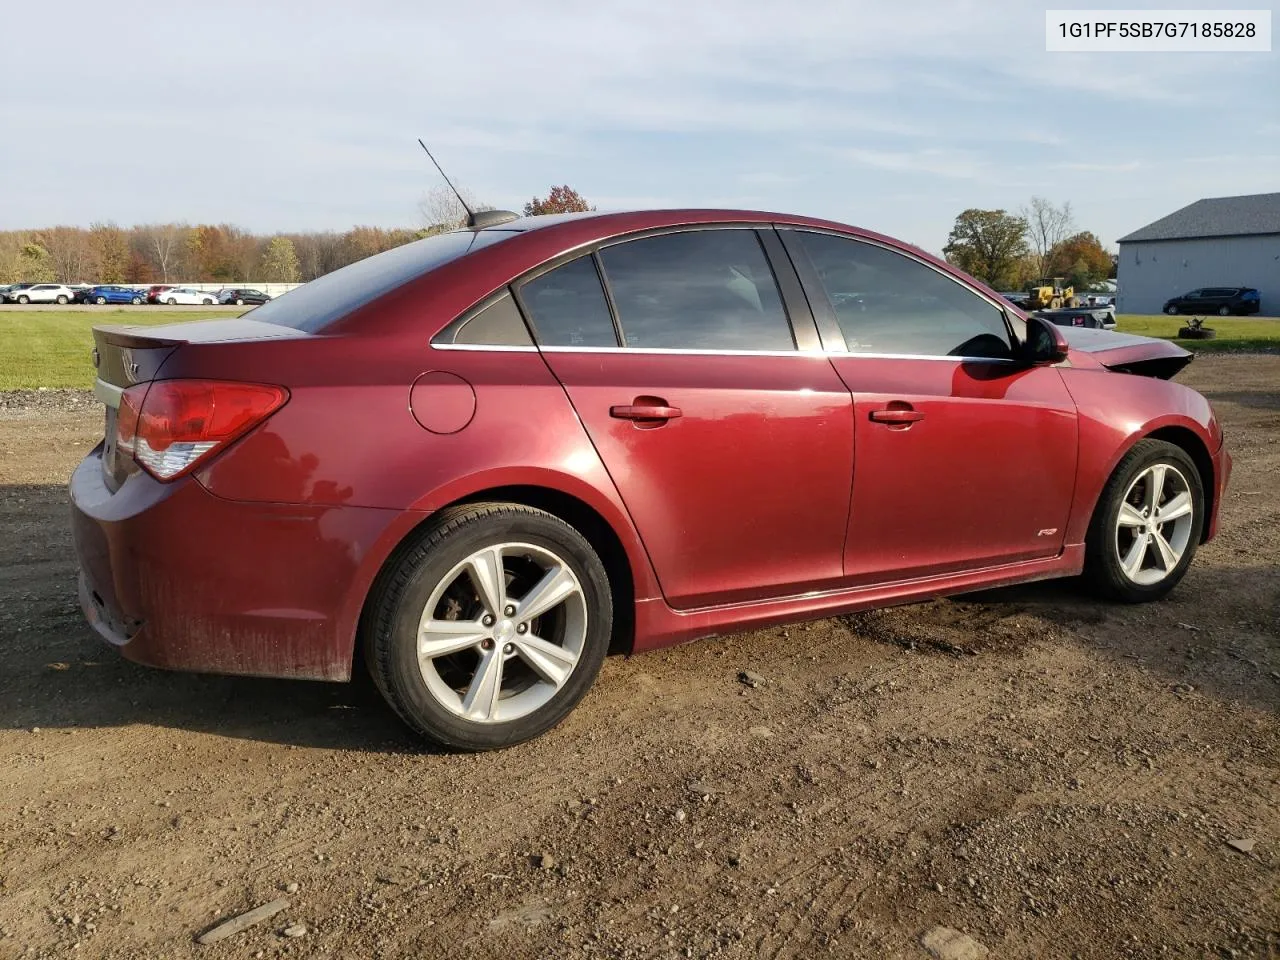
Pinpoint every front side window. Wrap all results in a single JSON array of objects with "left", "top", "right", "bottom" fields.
[
  {"left": 519, "top": 255, "right": 619, "bottom": 348},
  {"left": 793, "top": 231, "right": 1013, "bottom": 359},
  {"left": 598, "top": 230, "right": 795, "bottom": 351}
]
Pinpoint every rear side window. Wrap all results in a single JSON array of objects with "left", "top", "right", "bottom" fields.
[
  {"left": 441, "top": 290, "right": 534, "bottom": 347},
  {"left": 792, "top": 231, "right": 1013, "bottom": 359},
  {"left": 249, "top": 230, "right": 512, "bottom": 333},
  {"left": 598, "top": 230, "right": 794, "bottom": 351},
  {"left": 519, "top": 256, "right": 619, "bottom": 348}
]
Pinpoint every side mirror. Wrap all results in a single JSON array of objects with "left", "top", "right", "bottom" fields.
[{"left": 1021, "top": 314, "right": 1070, "bottom": 366}]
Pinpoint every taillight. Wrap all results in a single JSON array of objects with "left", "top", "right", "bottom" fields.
[{"left": 115, "top": 380, "right": 288, "bottom": 481}]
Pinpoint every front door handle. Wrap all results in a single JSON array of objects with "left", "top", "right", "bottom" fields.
[
  {"left": 869, "top": 406, "right": 925, "bottom": 426},
  {"left": 611, "top": 401, "right": 683, "bottom": 422}
]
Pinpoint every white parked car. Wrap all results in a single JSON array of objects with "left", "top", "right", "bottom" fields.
[
  {"left": 159, "top": 287, "right": 218, "bottom": 305},
  {"left": 7, "top": 283, "right": 74, "bottom": 304}
]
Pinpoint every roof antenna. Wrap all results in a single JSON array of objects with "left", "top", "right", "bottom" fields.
[{"left": 417, "top": 138, "right": 518, "bottom": 230}]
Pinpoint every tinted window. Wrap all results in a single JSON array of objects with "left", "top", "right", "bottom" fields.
[
  {"left": 251, "top": 230, "right": 511, "bottom": 333},
  {"left": 598, "top": 230, "right": 794, "bottom": 351},
  {"left": 1203, "top": 288, "right": 1235, "bottom": 298},
  {"left": 519, "top": 256, "right": 618, "bottom": 347},
  {"left": 794, "top": 231, "right": 1013, "bottom": 359},
  {"left": 448, "top": 290, "right": 534, "bottom": 347}
]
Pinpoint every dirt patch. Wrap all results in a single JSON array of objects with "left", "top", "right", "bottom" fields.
[{"left": 0, "top": 355, "right": 1277, "bottom": 959}]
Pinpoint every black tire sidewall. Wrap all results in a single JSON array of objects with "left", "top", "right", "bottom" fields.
[
  {"left": 1086, "top": 440, "right": 1204, "bottom": 602},
  {"left": 373, "top": 507, "right": 612, "bottom": 751}
]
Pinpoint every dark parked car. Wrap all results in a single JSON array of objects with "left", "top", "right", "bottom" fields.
[
  {"left": 72, "top": 208, "right": 1230, "bottom": 750},
  {"left": 1037, "top": 306, "right": 1117, "bottom": 330},
  {"left": 88, "top": 285, "right": 144, "bottom": 305},
  {"left": 217, "top": 288, "right": 271, "bottom": 306},
  {"left": 1163, "top": 287, "right": 1261, "bottom": 316}
]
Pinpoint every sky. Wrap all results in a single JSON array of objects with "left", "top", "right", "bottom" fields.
[{"left": 0, "top": 0, "right": 1276, "bottom": 255}]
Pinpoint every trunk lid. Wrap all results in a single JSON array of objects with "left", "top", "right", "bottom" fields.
[{"left": 1059, "top": 327, "right": 1194, "bottom": 380}]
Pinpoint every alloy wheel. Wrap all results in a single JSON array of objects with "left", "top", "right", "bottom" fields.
[
  {"left": 1114, "top": 463, "right": 1195, "bottom": 585},
  {"left": 416, "top": 542, "right": 587, "bottom": 723}
]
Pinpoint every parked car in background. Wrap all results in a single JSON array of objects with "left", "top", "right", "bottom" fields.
[
  {"left": 7, "top": 283, "right": 74, "bottom": 304},
  {"left": 72, "top": 207, "right": 1229, "bottom": 751},
  {"left": 1036, "top": 305, "right": 1117, "bottom": 330},
  {"left": 1163, "top": 287, "right": 1261, "bottom": 316},
  {"left": 159, "top": 287, "right": 218, "bottom": 305},
  {"left": 217, "top": 288, "right": 271, "bottom": 306},
  {"left": 146, "top": 285, "right": 176, "bottom": 304},
  {"left": 88, "top": 285, "right": 144, "bottom": 305}
]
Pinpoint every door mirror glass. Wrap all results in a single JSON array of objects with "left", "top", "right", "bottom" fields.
[{"left": 1022, "top": 315, "right": 1070, "bottom": 365}]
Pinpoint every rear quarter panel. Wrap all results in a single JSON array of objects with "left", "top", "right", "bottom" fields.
[{"left": 162, "top": 334, "right": 663, "bottom": 607}]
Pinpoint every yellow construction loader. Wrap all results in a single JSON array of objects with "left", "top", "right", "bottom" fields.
[{"left": 1025, "top": 278, "right": 1079, "bottom": 310}]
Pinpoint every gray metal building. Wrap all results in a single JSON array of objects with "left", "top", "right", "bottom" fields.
[{"left": 1116, "top": 192, "right": 1280, "bottom": 315}]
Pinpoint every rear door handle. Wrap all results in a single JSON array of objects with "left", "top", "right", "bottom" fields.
[
  {"left": 868, "top": 407, "right": 925, "bottom": 425},
  {"left": 610, "top": 402, "right": 683, "bottom": 422}
]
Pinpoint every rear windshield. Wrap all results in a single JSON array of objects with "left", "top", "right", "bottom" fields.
[{"left": 250, "top": 230, "right": 513, "bottom": 332}]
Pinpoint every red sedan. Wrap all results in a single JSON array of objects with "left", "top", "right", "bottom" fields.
[{"left": 71, "top": 209, "right": 1230, "bottom": 750}]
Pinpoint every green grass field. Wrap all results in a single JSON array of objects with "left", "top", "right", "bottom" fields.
[
  {"left": 1115, "top": 314, "right": 1280, "bottom": 353},
  {"left": 2, "top": 309, "right": 1279, "bottom": 390},
  {"left": 0, "top": 309, "right": 246, "bottom": 390}
]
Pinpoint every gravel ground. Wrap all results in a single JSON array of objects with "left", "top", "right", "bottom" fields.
[{"left": 0, "top": 355, "right": 1276, "bottom": 959}]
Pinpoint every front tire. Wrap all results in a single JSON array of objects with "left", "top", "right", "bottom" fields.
[
  {"left": 364, "top": 503, "right": 613, "bottom": 751},
  {"left": 235, "top": 298, "right": 245, "bottom": 305},
  {"left": 166, "top": 298, "right": 177, "bottom": 305},
  {"left": 95, "top": 296, "right": 106, "bottom": 305},
  {"left": 1083, "top": 439, "right": 1203, "bottom": 602},
  {"left": 1165, "top": 305, "right": 1179, "bottom": 315},
  {"left": 17, "top": 296, "right": 28, "bottom": 304},
  {"left": 56, "top": 295, "right": 68, "bottom": 304}
]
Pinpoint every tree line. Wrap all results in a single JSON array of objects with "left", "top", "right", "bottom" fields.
[
  {"left": 0, "top": 185, "right": 594, "bottom": 285},
  {"left": 942, "top": 197, "right": 1116, "bottom": 293}
]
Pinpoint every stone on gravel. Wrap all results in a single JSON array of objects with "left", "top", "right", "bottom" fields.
[
  {"left": 283, "top": 882, "right": 299, "bottom": 894},
  {"left": 1225, "top": 838, "right": 1256, "bottom": 854},
  {"left": 534, "top": 853, "right": 556, "bottom": 870},
  {"left": 748, "top": 726, "right": 773, "bottom": 739},
  {"left": 738, "top": 670, "right": 766, "bottom": 688},
  {"left": 195, "top": 899, "right": 290, "bottom": 945},
  {"left": 282, "top": 923, "right": 307, "bottom": 938},
  {"left": 921, "top": 925, "right": 990, "bottom": 960}
]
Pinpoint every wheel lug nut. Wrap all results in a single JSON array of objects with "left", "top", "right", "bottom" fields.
[
  {"left": 516, "top": 623, "right": 528, "bottom": 634},
  {"left": 504, "top": 605, "right": 516, "bottom": 617},
  {"left": 481, "top": 638, "right": 494, "bottom": 650},
  {"left": 482, "top": 614, "right": 495, "bottom": 627},
  {"left": 503, "top": 643, "right": 514, "bottom": 655}
]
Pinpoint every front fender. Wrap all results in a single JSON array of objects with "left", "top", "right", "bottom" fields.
[{"left": 1059, "top": 367, "right": 1221, "bottom": 545}]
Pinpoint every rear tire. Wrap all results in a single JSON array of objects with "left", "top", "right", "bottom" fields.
[
  {"left": 166, "top": 298, "right": 177, "bottom": 305},
  {"left": 56, "top": 295, "right": 68, "bottom": 304},
  {"left": 364, "top": 503, "right": 613, "bottom": 751},
  {"left": 202, "top": 298, "right": 213, "bottom": 304},
  {"left": 235, "top": 298, "right": 245, "bottom": 305},
  {"left": 1217, "top": 305, "right": 1231, "bottom": 316},
  {"left": 131, "top": 297, "right": 142, "bottom": 304},
  {"left": 1083, "top": 439, "right": 1203, "bottom": 603}
]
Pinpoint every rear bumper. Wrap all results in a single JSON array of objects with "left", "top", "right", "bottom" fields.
[{"left": 70, "top": 446, "right": 409, "bottom": 681}]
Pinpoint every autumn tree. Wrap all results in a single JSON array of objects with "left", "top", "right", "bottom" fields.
[
  {"left": 1049, "top": 231, "right": 1113, "bottom": 290},
  {"left": 260, "top": 236, "right": 301, "bottom": 282},
  {"left": 1021, "top": 197, "right": 1075, "bottom": 282},
  {"left": 523, "top": 185, "right": 592, "bottom": 217},
  {"left": 138, "top": 223, "right": 188, "bottom": 282},
  {"left": 942, "top": 209, "right": 1029, "bottom": 289},
  {"left": 90, "top": 222, "right": 130, "bottom": 283},
  {"left": 36, "top": 226, "right": 97, "bottom": 283}
]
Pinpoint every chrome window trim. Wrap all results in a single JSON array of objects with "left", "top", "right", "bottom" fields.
[
  {"left": 538, "top": 345, "right": 1013, "bottom": 362},
  {"left": 431, "top": 343, "right": 540, "bottom": 353}
]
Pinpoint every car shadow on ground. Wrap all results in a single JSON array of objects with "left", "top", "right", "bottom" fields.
[{"left": 2, "top": 483, "right": 1275, "bottom": 752}]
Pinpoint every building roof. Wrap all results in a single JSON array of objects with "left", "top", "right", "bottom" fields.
[{"left": 1118, "top": 192, "right": 1280, "bottom": 243}]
